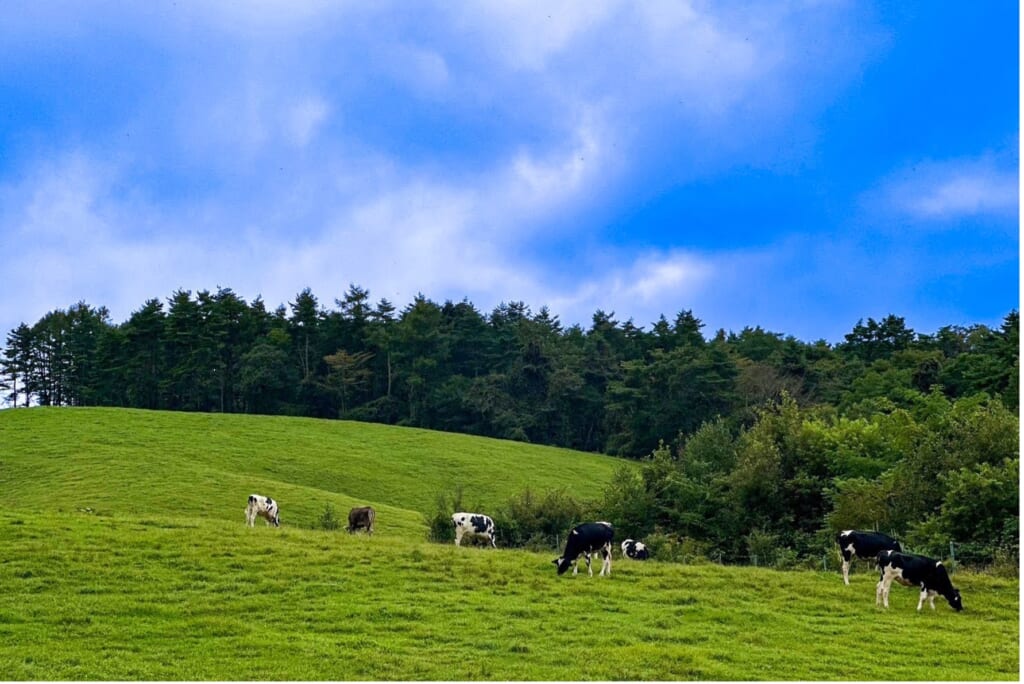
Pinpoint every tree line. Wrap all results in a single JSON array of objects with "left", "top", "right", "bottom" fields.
[{"left": 2, "top": 286, "right": 1018, "bottom": 564}]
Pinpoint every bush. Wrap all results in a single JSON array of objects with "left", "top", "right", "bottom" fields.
[
  {"left": 744, "top": 528, "right": 780, "bottom": 567},
  {"left": 772, "top": 547, "right": 801, "bottom": 570},
  {"left": 640, "top": 532, "right": 712, "bottom": 564},
  {"left": 493, "top": 487, "right": 592, "bottom": 550},
  {"left": 425, "top": 487, "right": 465, "bottom": 543},
  {"left": 317, "top": 503, "right": 341, "bottom": 531}
]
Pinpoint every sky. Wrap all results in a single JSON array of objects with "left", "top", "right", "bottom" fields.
[{"left": 0, "top": 1, "right": 1018, "bottom": 344}]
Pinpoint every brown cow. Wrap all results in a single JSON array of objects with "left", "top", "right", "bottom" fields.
[{"left": 347, "top": 506, "right": 375, "bottom": 534}]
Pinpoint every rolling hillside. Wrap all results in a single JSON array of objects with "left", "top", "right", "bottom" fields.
[
  {"left": 0, "top": 407, "right": 624, "bottom": 532},
  {"left": 0, "top": 408, "right": 1018, "bottom": 680}
]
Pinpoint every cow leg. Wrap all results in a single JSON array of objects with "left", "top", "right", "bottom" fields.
[
  {"left": 572, "top": 559, "right": 579, "bottom": 576},
  {"left": 455, "top": 529, "right": 463, "bottom": 546},
  {"left": 600, "top": 546, "right": 611, "bottom": 576},
  {"left": 585, "top": 553, "right": 594, "bottom": 577},
  {"left": 875, "top": 577, "right": 884, "bottom": 606},
  {"left": 881, "top": 576, "right": 892, "bottom": 608},
  {"left": 489, "top": 533, "right": 496, "bottom": 549},
  {"left": 842, "top": 558, "right": 851, "bottom": 585},
  {"left": 917, "top": 588, "right": 928, "bottom": 611}
]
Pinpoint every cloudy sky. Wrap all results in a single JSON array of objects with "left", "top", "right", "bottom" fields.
[{"left": 0, "top": 1, "right": 1017, "bottom": 343}]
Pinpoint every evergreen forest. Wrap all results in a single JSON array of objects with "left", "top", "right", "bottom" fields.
[{"left": 2, "top": 286, "right": 1018, "bottom": 565}]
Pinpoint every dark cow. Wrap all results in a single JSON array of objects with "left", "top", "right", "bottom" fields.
[
  {"left": 245, "top": 493, "right": 280, "bottom": 527},
  {"left": 876, "top": 550, "right": 963, "bottom": 612},
  {"left": 347, "top": 506, "right": 375, "bottom": 534},
  {"left": 836, "top": 529, "right": 902, "bottom": 585},
  {"left": 553, "top": 521, "right": 614, "bottom": 577},
  {"left": 452, "top": 512, "right": 497, "bottom": 548},
  {"left": 621, "top": 539, "right": 649, "bottom": 560}
]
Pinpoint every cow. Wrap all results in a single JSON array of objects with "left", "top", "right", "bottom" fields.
[
  {"left": 347, "top": 506, "right": 375, "bottom": 534},
  {"left": 621, "top": 538, "right": 649, "bottom": 560},
  {"left": 245, "top": 494, "right": 280, "bottom": 527},
  {"left": 836, "top": 529, "right": 902, "bottom": 585},
  {"left": 876, "top": 550, "right": 963, "bottom": 612},
  {"left": 553, "top": 521, "right": 614, "bottom": 577},
  {"left": 452, "top": 512, "right": 497, "bottom": 548}
]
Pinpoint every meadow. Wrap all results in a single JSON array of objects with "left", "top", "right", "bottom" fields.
[{"left": 0, "top": 408, "right": 1018, "bottom": 680}]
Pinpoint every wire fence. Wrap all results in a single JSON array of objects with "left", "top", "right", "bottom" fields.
[{"left": 479, "top": 530, "right": 1016, "bottom": 574}]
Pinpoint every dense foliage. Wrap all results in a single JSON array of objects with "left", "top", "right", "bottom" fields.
[{"left": 2, "top": 286, "right": 1018, "bottom": 564}]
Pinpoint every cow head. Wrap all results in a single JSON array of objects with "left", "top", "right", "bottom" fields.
[
  {"left": 552, "top": 557, "right": 573, "bottom": 575},
  {"left": 947, "top": 588, "right": 963, "bottom": 612}
]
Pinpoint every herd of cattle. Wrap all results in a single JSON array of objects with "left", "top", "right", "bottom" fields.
[{"left": 245, "top": 494, "right": 963, "bottom": 612}]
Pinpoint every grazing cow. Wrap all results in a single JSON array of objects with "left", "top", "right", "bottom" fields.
[
  {"left": 452, "top": 512, "right": 497, "bottom": 548},
  {"left": 553, "top": 521, "right": 614, "bottom": 576},
  {"left": 876, "top": 550, "right": 963, "bottom": 612},
  {"left": 347, "top": 506, "right": 375, "bottom": 534},
  {"left": 245, "top": 494, "right": 280, "bottom": 527},
  {"left": 836, "top": 529, "right": 902, "bottom": 585},
  {"left": 621, "top": 539, "right": 650, "bottom": 560}
]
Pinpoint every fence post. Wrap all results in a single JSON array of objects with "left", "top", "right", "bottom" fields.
[
  {"left": 949, "top": 541, "right": 957, "bottom": 574},
  {"left": 822, "top": 554, "right": 828, "bottom": 572},
  {"left": 752, "top": 554, "right": 758, "bottom": 567}
]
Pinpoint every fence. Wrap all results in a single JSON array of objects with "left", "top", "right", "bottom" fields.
[{"left": 462, "top": 526, "right": 1016, "bottom": 573}]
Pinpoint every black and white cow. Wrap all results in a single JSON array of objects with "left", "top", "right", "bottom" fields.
[
  {"left": 553, "top": 521, "right": 614, "bottom": 577},
  {"left": 836, "top": 529, "right": 902, "bottom": 585},
  {"left": 347, "top": 506, "right": 375, "bottom": 534},
  {"left": 876, "top": 550, "right": 963, "bottom": 612},
  {"left": 452, "top": 512, "right": 497, "bottom": 548},
  {"left": 245, "top": 493, "right": 280, "bottom": 527},
  {"left": 621, "top": 539, "right": 649, "bottom": 560}
]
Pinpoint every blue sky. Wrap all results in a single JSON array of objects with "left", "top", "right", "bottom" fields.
[{"left": 0, "top": 1, "right": 1018, "bottom": 343}]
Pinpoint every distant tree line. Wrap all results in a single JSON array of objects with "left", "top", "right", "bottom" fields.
[{"left": 2, "top": 286, "right": 1018, "bottom": 564}]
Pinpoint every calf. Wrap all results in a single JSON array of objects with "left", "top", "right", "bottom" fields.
[
  {"left": 245, "top": 494, "right": 280, "bottom": 527},
  {"left": 452, "top": 512, "right": 497, "bottom": 548},
  {"left": 836, "top": 529, "right": 902, "bottom": 585},
  {"left": 553, "top": 521, "right": 614, "bottom": 577},
  {"left": 621, "top": 539, "right": 649, "bottom": 560},
  {"left": 876, "top": 550, "right": 963, "bottom": 612},
  {"left": 347, "top": 506, "right": 375, "bottom": 534}
]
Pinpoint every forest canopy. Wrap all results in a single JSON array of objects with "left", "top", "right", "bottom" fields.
[{"left": 2, "top": 286, "right": 1018, "bottom": 565}]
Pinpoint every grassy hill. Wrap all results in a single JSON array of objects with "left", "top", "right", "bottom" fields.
[
  {"left": 0, "top": 407, "right": 623, "bottom": 533},
  {"left": 0, "top": 408, "right": 1018, "bottom": 680}
]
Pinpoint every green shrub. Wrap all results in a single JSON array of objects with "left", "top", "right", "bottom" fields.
[
  {"left": 316, "top": 503, "right": 341, "bottom": 531},
  {"left": 425, "top": 486, "right": 472, "bottom": 543},
  {"left": 493, "top": 487, "right": 592, "bottom": 549}
]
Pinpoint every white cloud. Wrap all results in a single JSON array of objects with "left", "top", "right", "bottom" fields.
[
  {"left": 542, "top": 249, "right": 718, "bottom": 327},
  {"left": 0, "top": 111, "right": 611, "bottom": 333},
  {"left": 877, "top": 156, "right": 1018, "bottom": 222},
  {"left": 285, "top": 96, "right": 331, "bottom": 147},
  {"left": 907, "top": 170, "right": 1018, "bottom": 219},
  {"left": 453, "top": 0, "right": 615, "bottom": 71},
  {"left": 0, "top": 0, "right": 898, "bottom": 343}
]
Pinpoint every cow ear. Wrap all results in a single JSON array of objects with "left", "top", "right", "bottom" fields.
[{"left": 551, "top": 558, "right": 559, "bottom": 565}]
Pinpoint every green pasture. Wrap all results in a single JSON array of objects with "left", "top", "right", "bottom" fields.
[
  {"left": 0, "top": 407, "right": 622, "bottom": 527},
  {"left": 0, "top": 408, "right": 1018, "bottom": 680}
]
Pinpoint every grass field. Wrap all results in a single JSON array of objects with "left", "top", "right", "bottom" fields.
[{"left": 0, "top": 408, "right": 1019, "bottom": 680}]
